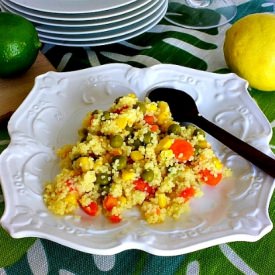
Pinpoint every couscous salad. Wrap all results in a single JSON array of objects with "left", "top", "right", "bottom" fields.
[{"left": 44, "top": 93, "right": 230, "bottom": 224}]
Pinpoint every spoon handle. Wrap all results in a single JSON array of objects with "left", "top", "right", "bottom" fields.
[{"left": 193, "top": 115, "right": 275, "bottom": 178}]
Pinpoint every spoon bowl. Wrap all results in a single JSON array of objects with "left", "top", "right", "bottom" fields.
[
  {"left": 148, "top": 87, "right": 199, "bottom": 122},
  {"left": 148, "top": 87, "right": 275, "bottom": 178}
]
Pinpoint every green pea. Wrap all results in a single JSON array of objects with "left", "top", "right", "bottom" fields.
[
  {"left": 125, "top": 126, "right": 133, "bottom": 135},
  {"left": 141, "top": 169, "right": 154, "bottom": 182},
  {"left": 143, "top": 132, "right": 152, "bottom": 144},
  {"left": 193, "top": 128, "right": 205, "bottom": 137},
  {"left": 112, "top": 155, "right": 127, "bottom": 170},
  {"left": 103, "top": 111, "right": 111, "bottom": 120},
  {"left": 114, "top": 96, "right": 123, "bottom": 104},
  {"left": 100, "top": 185, "right": 110, "bottom": 195},
  {"left": 133, "top": 139, "right": 142, "bottom": 149},
  {"left": 110, "top": 135, "right": 123, "bottom": 148},
  {"left": 92, "top": 109, "right": 100, "bottom": 115},
  {"left": 78, "top": 128, "right": 88, "bottom": 142},
  {"left": 95, "top": 173, "right": 110, "bottom": 185},
  {"left": 186, "top": 125, "right": 196, "bottom": 133},
  {"left": 135, "top": 102, "right": 146, "bottom": 113},
  {"left": 168, "top": 124, "right": 181, "bottom": 135},
  {"left": 194, "top": 145, "right": 201, "bottom": 155}
]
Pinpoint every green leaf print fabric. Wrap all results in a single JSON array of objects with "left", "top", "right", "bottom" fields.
[
  {"left": 0, "top": 0, "right": 274, "bottom": 274},
  {"left": 0, "top": 127, "right": 36, "bottom": 267}
]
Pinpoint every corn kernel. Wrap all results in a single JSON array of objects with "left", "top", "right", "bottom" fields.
[
  {"left": 158, "top": 193, "right": 167, "bottom": 208},
  {"left": 115, "top": 116, "right": 128, "bottom": 129},
  {"left": 94, "top": 158, "right": 103, "bottom": 170},
  {"left": 79, "top": 156, "right": 93, "bottom": 172},
  {"left": 146, "top": 102, "right": 158, "bottom": 112},
  {"left": 158, "top": 101, "right": 170, "bottom": 113},
  {"left": 198, "top": 140, "right": 209, "bottom": 149},
  {"left": 56, "top": 145, "right": 73, "bottom": 159},
  {"left": 157, "top": 112, "right": 169, "bottom": 124},
  {"left": 119, "top": 196, "right": 127, "bottom": 206},
  {"left": 122, "top": 169, "right": 136, "bottom": 181},
  {"left": 65, "top": 193, "right": 78, "bottom": 206},
  {"left": 130, "top": 151, "right": 144, "bottom": 161},
  {"left": 156, "top": 136, "right": 174, "bottom": 152},
  {"left": 213, "top": 157, "right": 223, "bottom": 170}
]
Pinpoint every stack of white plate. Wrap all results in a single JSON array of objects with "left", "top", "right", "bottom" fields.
[{"left": 0, "top": 0, "right": 167, "bottom": 47}]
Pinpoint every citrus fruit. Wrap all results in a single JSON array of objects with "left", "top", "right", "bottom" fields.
[
  {"left": 223, "top": 13, "right": 275, "bottom": 92},
  {"left": 0, "top": 12, "right": 41, "bottom": 78}
]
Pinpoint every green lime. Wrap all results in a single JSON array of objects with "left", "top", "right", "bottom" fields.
[{"left": 0, "top": 12, "right": 41, "bottom": 78}]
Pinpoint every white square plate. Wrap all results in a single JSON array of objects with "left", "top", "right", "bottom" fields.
[{"left": 0, "top": 64, "right": 274, "bottom": 256}]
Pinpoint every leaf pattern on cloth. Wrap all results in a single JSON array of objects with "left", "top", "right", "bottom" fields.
[
  {"left": 59, "top": 270, "right": 76, "bottom": 275},
  {"left": 186, "top": 261, "right": 200, "bottom": 275},
  {"left": 93, "top": 255, "right": 116, "bottom": 272},
  {"left": 0, "top": 187, "right": 36, "bottom": 268},
  {"left": 219, "top": 244, "right": 258, "bottom": 275},
  {"left": 27, "top": 240, "right": 48, "bottom": 275}
]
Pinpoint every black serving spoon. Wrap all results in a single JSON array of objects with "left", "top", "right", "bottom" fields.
[{"left": 148, "top": 87, "right": 275, "bottom": 178}]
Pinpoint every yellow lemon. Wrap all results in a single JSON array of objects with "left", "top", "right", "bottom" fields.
[
  {"left": 223, "top": 13, "right": 275, "bottom": 92},
  {"left": 0, "top": 12, "right": 41, "bottom": 78}
]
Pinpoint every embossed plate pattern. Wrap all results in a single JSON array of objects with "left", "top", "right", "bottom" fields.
[{"left": 0, "top": 64, "right": 274, "bottom": 256}]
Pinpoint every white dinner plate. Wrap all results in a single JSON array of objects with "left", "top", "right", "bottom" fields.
[
  {"left": 1, "top": 0, "right": 161, "bottom": 32},
  {"left": 0, "top": 64, "right": 274, "bottom": 256},
  {"left": 8, "top": 0, "right": 136, "bottom": 14},
  {"left": 36, "top": 2, "right": 166, "bottom": 41},
  {"left": 2, "top": 0, "right": 151, "bottom": 21},
  {"left": 35, "top": 0, "right": 160, "bottom": 34},
  {"left": 37, "top": 6, "right": 166, "bottom": 47}
]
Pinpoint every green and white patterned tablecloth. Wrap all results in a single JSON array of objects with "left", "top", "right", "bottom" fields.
[{"left": 0, "top": 1, "right": 275, "bottom": 274}]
